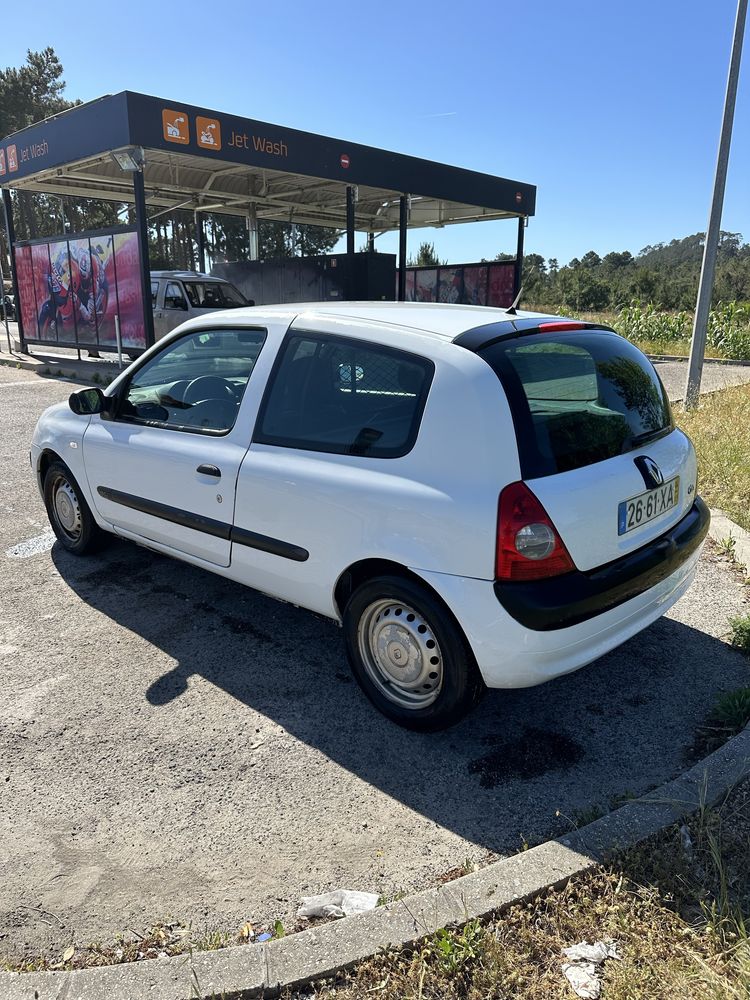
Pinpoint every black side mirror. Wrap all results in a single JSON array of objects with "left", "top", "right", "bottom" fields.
[{"left": 69, "top": 387, "right": 106, "bottom": 415}]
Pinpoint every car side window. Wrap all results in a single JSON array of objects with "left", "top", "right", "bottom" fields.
[
  {"left": 150, "top": 280, "right": 160, "bottom": 306},
  {"left": 255, "top": 332, "right": 434, "bottom": 458},
  {"left": 164, "top": 282, "right": 187, "bottom": 311},
  {"left": 118, "top": 328, "right": 266, "bottom": 434}
]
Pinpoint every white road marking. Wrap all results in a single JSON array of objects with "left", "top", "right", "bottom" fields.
[
  {"left": 5, "top": 530, "right": 56, "bottom": 558},
  {"left": 0, "top": 380, "right": 54, "bottom": 387}
]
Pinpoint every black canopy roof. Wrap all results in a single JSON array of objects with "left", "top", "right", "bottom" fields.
[{"left": 0, "top": 91, "right": 536, "bottom": 232}]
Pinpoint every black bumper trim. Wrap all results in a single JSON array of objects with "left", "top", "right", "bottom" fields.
[{"left": 494, "top": 497, "right": 710, "bottom": 631}]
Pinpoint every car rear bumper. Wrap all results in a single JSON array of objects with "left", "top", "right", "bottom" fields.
[
  {"left": 414, "top": 504, "right": 707, "bottom": 689},
  {"left": 494, "top": 497, "right": 710, "bottom": 631}
]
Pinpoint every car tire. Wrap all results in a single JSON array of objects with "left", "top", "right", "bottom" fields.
[
  {"left": 343, "top": 575, "right": 485, "bottom": 731},
  {"left": 43, "top": 460, "right": 108, "bottom": 556}
]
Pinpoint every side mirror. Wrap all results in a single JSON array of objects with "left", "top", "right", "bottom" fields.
[{"left": 69, "top": 387, "right": 106, "bottom": 415}]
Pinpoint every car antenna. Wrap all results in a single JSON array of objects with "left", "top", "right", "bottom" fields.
[{"left": 504, "top": 285, "right": 524, "bottom": 316}]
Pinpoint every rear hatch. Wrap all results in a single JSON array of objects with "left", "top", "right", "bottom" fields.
[{"left": 478, "top": 326, "right": 697, "bottom": 572}]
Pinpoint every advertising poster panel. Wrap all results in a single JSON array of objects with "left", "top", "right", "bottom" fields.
[
  {"left": 68, "top": 238, "right": 98, "bottom": 341},
  {"left": 91, "top": 235, "right": 116, "bottom": 345},
  {"left": 487, "top": 262, "right": 515, "bottom": 308},
  {"left": 438, "top": 267, "right": 462, "bottom": 303},
  {"left": 112, "top": 231, "right": 146, "bottom": 349},
  {"left": 47, "top": 240, "right": 77, "bottom": 342},
  {"left": 405, "top": 270, "right": 416, "bottom": 301},
  {"left": 415, "top": 268, "right": 437, "bottom": 302},
  {"left": 30, "top": 243, "right": 54, "bottom": 341},
  {"left": 463, "top": 265, "right": 488, "bottom": 306},
  {"left": 13, "top": 246, "right": 38, "bottom": 338},
  {"left": 15, "top": 228, "right": 144, "bottom": 350}
]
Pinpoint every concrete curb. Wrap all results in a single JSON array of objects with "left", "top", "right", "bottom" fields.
[
  {"left": 0, "top": 349, "right": 121, "bottom": 385},
  {"left": 708, "top": 510, "right": 750, "bottom": 578},
  {"left": 4, "top": 721, "right": 749, "bottom": 1000}
]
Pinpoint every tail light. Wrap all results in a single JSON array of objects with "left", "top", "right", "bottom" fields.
[
  {"left": 537, "top": 321, "right": 587, "bottom": 332},
  {"left": 496, "top": 481, "right": 575, "bottom": 581}
]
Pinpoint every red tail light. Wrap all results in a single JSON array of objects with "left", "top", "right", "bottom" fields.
[
  {"left": 496, "top": 481, "right": 575, "bottom": 581},
  {"left": 537, "top": 321, "right": 586, "bottom": 333}
]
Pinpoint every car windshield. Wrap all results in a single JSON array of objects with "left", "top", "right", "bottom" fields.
[
  {"left": 182, "top": 281, "right": 247, "bottom": 309},
  {"left": 478, "top": 330, "right": 673, "bottom": 477}
]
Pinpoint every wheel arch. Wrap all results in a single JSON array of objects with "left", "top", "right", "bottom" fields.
[
  {"left": 37, "top": 447, "right": 65, "bottom": 489},
  {"left": 332, "top": 559, "right": 476, "bottom": 653}
]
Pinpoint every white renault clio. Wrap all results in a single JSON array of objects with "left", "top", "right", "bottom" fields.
[{"left": 32, "top": 303, "right": 709, "bottom": 730}]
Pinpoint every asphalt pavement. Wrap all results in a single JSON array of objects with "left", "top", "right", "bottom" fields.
[{"left": 1, "top": 366, "right": 749, "bottom": 964}]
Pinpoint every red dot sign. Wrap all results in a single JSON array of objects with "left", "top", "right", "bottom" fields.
[{"left": 340, "top": 153, "right": 350, "bottom": 169}]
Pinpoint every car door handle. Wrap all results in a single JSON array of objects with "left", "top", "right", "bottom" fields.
[{"left": 196, "top": 464, "right": 221, "bottom": 478}]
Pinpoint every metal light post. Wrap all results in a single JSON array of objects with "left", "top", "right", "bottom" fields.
[{"left": 685, "top": 0, "right": 747, "bottom": 409}]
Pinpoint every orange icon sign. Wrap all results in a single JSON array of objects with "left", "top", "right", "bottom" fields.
[
  {"left": 197, "top": 117, "right": 221, "bottom": 151},
  {"left": 162, "top": 110, "right": 189, "bottom": 144},
  {"left": 7, "top": 144, "right": 18, "bottom": 172}
]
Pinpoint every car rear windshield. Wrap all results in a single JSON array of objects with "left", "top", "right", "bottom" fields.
[{"left": 478, "top": 330, "right": 673, "bottom": 478}]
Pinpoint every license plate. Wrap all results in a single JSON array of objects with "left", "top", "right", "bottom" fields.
[{"left": 618, "top": 477, "right": 680, "bottom": 535}]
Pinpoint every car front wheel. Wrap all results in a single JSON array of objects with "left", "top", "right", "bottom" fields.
[
  {"left": 343, "top": 575, "right": 485, "bottom": 731},
  {"left": 43, "top": 460, "right": 107, "bottom": 556}
]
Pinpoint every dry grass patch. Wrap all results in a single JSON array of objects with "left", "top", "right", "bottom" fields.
[{"left": 676, "top": 382, "right": 750, "bottom": 533}]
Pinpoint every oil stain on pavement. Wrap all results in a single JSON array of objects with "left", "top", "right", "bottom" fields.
[{"left": 468, "top": 728, "right": 585, "bottom": 788}]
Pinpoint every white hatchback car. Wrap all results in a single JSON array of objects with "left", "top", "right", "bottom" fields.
[{"left": 32, "top": 303, "right": 709, "bottom": 730}]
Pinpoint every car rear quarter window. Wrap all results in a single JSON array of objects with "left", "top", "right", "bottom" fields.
[
  {"left": 255, "top": 332, "right": 434, "bottom": 458},
  {"left": 478, "top": 331, "right": 673, "bottom": 478}
]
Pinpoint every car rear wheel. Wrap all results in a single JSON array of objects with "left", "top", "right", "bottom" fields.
[
  {"left": 343, "top": 575, "right": 485, "bottom": 731},
  {"left": 43, "top": 460, "right": 108, "bottom": 556}
]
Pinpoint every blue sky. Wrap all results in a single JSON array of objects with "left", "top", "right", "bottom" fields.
[{"left": 2, "top": 0, "right": 748, "bottom": 264}]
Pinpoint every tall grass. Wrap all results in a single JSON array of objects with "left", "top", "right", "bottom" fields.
[{"left": 549, "top": 301, "right": 750, "bottom": 361}]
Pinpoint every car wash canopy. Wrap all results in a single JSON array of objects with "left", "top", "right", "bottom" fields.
[{"left": 1, "top": 90, "right": 536, "bottom": 349}]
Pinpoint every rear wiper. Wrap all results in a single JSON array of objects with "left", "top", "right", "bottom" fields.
[
  {"left": 348, "top": 427, "right": 383, "bottom": 456},
  {"left": 622, "top": 428, "right": 665, "bottom": 452}
]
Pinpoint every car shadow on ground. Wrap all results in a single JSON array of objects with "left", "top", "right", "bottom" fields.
[{"left": 52, "top": 538, "right": 747, "bottom": 855}]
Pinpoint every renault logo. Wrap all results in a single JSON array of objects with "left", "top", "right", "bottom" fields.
[{"left": 634, "top": 455, "right": 664, "bottom": 489}]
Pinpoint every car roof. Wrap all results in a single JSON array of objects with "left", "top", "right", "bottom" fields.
[
  {"left": 214, "top": 302, "right": 557, "bottom": 342},
  {"left": 151, "top": 270, "right": 231, "bottom": 282}
]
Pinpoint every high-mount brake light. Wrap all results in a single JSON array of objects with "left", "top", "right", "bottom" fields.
[
  {"left": 496, "top": 481, "right": 575, "bottom": 581},
  {"left": 537, "top": 321, "right": 587, "bottom": 333}
]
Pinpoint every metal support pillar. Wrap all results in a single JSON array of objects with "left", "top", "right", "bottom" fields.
[
  {"left": 247, "top": 204, "right": 259, "bottom": 261},
  {"left": 346, "top": 186, "right": 356, "bottom": 256},
  {"left": 2, "top": 188, "right": 26, "bottom": 353},
  {"left": 398, "top": 195, "right": 409, "bottom": 302},
  {"left": 345, "top": 187, "right": 357, "bottom": 300},
  {"left": 366, "top": 232, "right": 375, "bottom": 253},
  {"left": 513, "top": 216, "right": 525, "bottom": 299},
  {"left": 685, "top": 0, "right": 747, "bottom": 408},
  {"left": 132, "top": 169, "right": 155, "bottom": 349},
  {"left": 195, "top": 212, "right": 206, "bottom": 273}
]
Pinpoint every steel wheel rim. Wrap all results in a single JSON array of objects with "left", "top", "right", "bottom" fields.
[
  {"left": 52, "top": 476, "right": 82, "bottom": 540},
  {"left": 357, "top": 598, "right": 444, "bottom": 710}
]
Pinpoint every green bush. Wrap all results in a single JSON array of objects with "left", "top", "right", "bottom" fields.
[{"left": 730, "top": 616, "right": 750, "bottom": 654}]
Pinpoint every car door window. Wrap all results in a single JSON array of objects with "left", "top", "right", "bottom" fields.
[
  {"left": 255, "top": 332, "right": 434, "bottom": 457},
  {"left": 118, "top": 328, "right": 266, "bottom": 434},
  {"left": 164, "top": 282, "right": 188, "bottom": 311},
  {"left": 150, "top": 280, "right": 160, "bottom": 306}
]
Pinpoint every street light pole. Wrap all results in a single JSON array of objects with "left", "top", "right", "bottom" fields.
[{"left": 684, "top": 0, "right": 747, "bottom": 409}]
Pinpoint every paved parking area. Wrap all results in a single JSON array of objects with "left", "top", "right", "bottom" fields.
[
  {"left": 1, "top": 366, "right": 749, "bottom": 962},
  {"left": 653, "top": 358, "right": 750, "bottom": 402}
]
